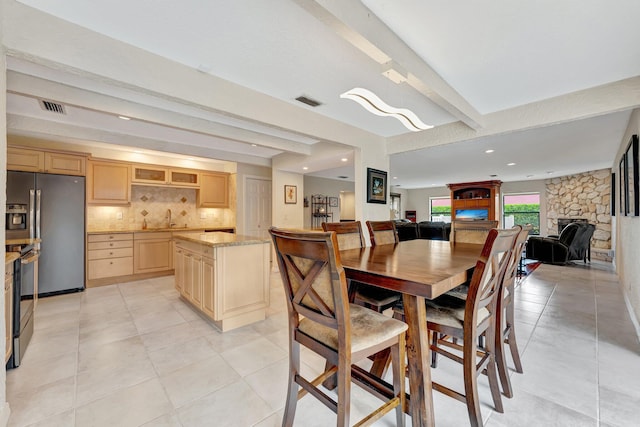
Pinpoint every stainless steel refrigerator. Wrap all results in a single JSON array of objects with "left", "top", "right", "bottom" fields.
[{"left": 6, "top": 171, "right": 85, "bottom": 296}]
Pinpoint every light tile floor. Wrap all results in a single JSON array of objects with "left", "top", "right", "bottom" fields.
[{"left": 6, "top": 261, "right": 640, "bottom": 426}]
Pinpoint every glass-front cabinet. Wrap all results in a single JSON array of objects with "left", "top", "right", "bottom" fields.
[{"left": 131, "top": 165, "right": 199, "bottom": 187}]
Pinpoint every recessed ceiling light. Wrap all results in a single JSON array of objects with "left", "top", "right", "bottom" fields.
[
  {"left": 251, "top": 144, "right": 257, "bottom": 147},
  {"left": 133, "top": 150, "right": 143, "bottom": 154},
  {"left": 485, "top": 149, "right": 494, "bottom": 153},
  {"left": 393, "top": 176, "right": 398, "bottom": 179},
  {"left": 547, "top": 171, "right": 554, "bottom": 174},
  {"left": 489, "top": 174, "right": 498, "bottom": 177},
  {"left": 118, "top": 115, "right": 130, "bottom": 120},
  {"left": 303, "top": 167, "right": 308, "bottom": 170},
  {"left": 526, "top": 174, "right": 534, "bottom": 178},
  {"left": 341, "top": 158, "right": 348, "bottom": 162},
  {"left": 507, "top": 162, "right": 516, "bottom": 166}
]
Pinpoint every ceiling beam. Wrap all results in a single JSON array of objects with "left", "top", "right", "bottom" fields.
[
  {"left": 386, "top": 75, "right": 640, "bottom": 155},
  {"left": 294, "top": 0, "right": 485, "bottom": 130}
]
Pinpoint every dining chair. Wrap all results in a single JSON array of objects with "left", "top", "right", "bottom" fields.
[
  {"left": 493, "top": 224, "right": 531, "bottom": 397},
  {"left": 366, "top": 220, "right": 400, "bottom": 246},
  {"left": 442, "top": 225, "right": 531, "bottom": 398},
  {"left": 269, "top": 227, "right": 408, "bottom": 427},
  {"left": 323, "top": 221, "right": 402, "bottom": 313},
  {"left": 393, "top": 227, "right": 518, "bottom": 427},
  {"left": 451, "top": 220, "right": 499, "bottom": 244}
]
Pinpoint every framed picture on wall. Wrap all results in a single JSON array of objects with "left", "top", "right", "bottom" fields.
[
  {"left": 620, "top": 156, "right": 627, "bottom": 215},
  {"left": 284, "top": 185, "right": 297, "bottom": 204},
  {"left": 366, "top": 168, "right": 387, "bottom": 204},
  {"left": 625, "top": 135, "right": 639, "bottom": 216},
  {"left": 329, "top": 197, "right": 338, "bottom": 207}
]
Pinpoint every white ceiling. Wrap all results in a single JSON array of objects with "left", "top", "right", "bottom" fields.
[{"left": 5, "top": 0, "right": 640, "bottom": 188}]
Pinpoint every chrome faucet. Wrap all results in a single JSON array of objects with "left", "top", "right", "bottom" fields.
[{"left": 166, "top": 209, "right": 175, "bottom": 228}]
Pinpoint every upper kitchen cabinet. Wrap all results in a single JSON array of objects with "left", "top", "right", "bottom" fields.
[
  {"left": 197, "top": 172, "right": 229, "bottom": 208},
  {"left": 87, "top": 159, "right": 131, "bottom": 205},
  {"left": 7, "top": 147, "right": 86, "bottom": 176},
  {"left": 132, "top": 165, "right": 199, "bottom": 187}
]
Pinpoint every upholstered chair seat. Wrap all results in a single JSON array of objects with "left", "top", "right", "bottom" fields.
[{"left": 299, "top": 304, "right": 408, "bottom": 353}]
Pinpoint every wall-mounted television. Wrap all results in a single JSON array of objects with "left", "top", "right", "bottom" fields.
[{"left": 455, "top": 209, "right": 488, "bottom": 220}]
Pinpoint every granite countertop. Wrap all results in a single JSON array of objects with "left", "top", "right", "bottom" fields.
[
  {"left": 6, "top": 237, "right": 42, "bottom": 246},
  {"left": 173, "top": 231, "right": 270, "bottom": 248},
  {"left": 5, "top": 252, "right": 20, "bottom": 264},
  {"left": 87, "top": 227, "right": 234, "bottom": 235}
]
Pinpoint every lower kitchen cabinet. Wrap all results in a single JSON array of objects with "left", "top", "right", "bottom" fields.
[
  {"left": 5, "top": 258, "right": 15, "bottom": 363},
  {"left": 133, "top": 232, "right": 173, "bottom": 274},
  {"left": 87, "top": 233, "right": 133, "bottom": 281},
  {"left": 174, "top": 235, "right": 269, "bottom": 332}
]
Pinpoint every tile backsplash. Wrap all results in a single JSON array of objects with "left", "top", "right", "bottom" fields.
[{"left": 87, "top": 184, "right": 236, "bottom": 231}]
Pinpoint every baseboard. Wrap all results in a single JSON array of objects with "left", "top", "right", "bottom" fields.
[
  {"left": 622, "top": 288, "right": 640, "bottom": 344},
  {"left": 0, "top": 402, "right": 11, "bottom": 426}
]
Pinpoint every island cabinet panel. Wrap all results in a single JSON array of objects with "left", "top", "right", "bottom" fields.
[
  {"left": 173, "top": 232, "right": 270, "bottom": 332},
  {"left": 5, "top": 259, "right": 14, "bottom": 363}
]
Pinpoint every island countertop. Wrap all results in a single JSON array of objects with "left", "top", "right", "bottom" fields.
[{"left": 172, "top": 231, "right": 270, "bottom": 247}]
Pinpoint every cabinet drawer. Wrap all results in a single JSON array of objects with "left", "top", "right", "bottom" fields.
[
  {"left": 88, "top": 257, "right": 133, "bottom": 279},
  {"left": 176, "top": 240, "right": 214, "bottom": 258},
  {"left": 88, "top": 247, "right": 133, "bottom": 260},
  {"left": 88, "top": 240, "right": 133, "bottom": 250},
  {"left": 88, "top": 233, "right": 133, "bottom": 243}
]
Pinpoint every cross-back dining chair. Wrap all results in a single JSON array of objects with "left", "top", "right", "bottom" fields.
[
  {"left": 392, "top": 227, "right": 518, "bottom": 427},
  {"left": 451, "top": 220, "right": 499, "bottom": 245},
  {"left": 269, "top": 227, "right": 407, "bottom": 427},
  {"left": 322, "top": 221, "right": 402, "bottom": 313},
  {"left": 366, "top": 220, "right": 400, "bottom": 246},
  {"left": 493, "top": 224, "right": 531, "bottom": 397}
]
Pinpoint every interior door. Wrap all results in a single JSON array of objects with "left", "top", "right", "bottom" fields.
[{"left": 245, "top": 177, "right": 272, "bottom": 240}]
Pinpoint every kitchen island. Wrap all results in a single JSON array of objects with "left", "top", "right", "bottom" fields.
[{"left": 172, "top": 231, "right": 271, "bottom": 332}]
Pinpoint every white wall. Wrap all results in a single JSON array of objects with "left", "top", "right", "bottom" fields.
[
  {"left": 615, "top": 108, "right": 640, "bottom": 326},
  {"left": 303, "top": 176, "right": 355, "bottom": 228}
]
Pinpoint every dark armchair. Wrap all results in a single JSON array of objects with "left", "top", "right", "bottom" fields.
[{"left": 526, "top": 222, "right": 595, "bottom": 264}]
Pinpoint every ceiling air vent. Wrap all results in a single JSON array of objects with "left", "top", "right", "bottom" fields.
[
  {"left": 295, "top": 95, "right": 322, "bottom": 107},
  {"left": 39, "top": 99, "right": 66, "bottom": 115}
]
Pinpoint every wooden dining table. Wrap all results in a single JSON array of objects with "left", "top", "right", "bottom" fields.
[{"left": 339, "top": 239, "right": 483, "bottom": 427}]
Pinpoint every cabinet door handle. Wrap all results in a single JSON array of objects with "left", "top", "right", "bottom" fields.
[
  {"left": 109, "top": 262, "right": 113, "bottom": 265},
  {"left": 109, "top": 252, "right": 113, "bottom": 255},
  {"left": 109, "top": 243, "right": 114, "bottom": 247},
  {"left": 109, "top": 236, "right": 114, "bottom": 239}
]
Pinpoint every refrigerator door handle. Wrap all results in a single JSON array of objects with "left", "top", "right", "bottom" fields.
[
  {"left": 35, "top": 189, "right": 42, "bottom": 240},
  {"left": 29, "top": 189, "right": 35, "bottom": 239}
]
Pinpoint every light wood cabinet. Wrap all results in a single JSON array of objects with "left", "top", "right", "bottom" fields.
[
  {"left": 174, "top": 237, "right": 269, "bottom": 331},
  {"left": 44, "top": 152, "right": 86, "bottom": 176},
  {"left": 87, "top": 160, "right": 131, "bottom": 205},
  {"left": 133, "top": 232, "right": 173, "bottom": 274},
  {"left": 447, "top": 180, "right": 502, "bottom": 223},
  {"left": 197, "top": 172, "right": 229, "bottom": 208},
  {"left": 87, "top": 233, "right": 134, "bottom": 280},
  {"left": 132, "top": 165, "right": 199, "bottom": 187},
  {"left": 7, "top": 147, "right": 44, "bottom": 172},
  {"left": 7, "top": 147, "right": 86, "bottom": 176},
  {"left": 5, "top": 260, "right": 14, "bottom": 363}
]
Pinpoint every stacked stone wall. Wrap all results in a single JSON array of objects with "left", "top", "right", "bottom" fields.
[{"left": 545, "top": 169, "right": 612, "bottom": 260}]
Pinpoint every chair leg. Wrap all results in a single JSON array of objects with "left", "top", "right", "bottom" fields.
[
  {"left": 283, "top": 340, "right": 300, "bottom": 427},
  {"left": 431, "top": 332, "right": 439, "bottom": 368},
  {"left": 369, "top": 348, "right": 391, "bottom": 379},
  {"left": 336, "top": 358, "right": 351, "bottom": 427},
  {"left": 494, "top": 298, "right": 513, "bottom": 398},
  {"left": 505, "top": 299, "right": 523, "bottom": 374},
  {"left": 462, "top": 337, "right": 483, "bottom": 427},
  {"left": 391, "top": 335, "right": 406, "bottom": 427},
  {"left": 485, "top": 327, "right": 504, "bottom": 414}
]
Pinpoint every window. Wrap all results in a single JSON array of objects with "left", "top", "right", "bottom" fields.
[
  {"left": 390, "top": 193, "right": 401, "bottom": 220},
  {"left": 430, "top": 197, "right": 451, "bottom": 222},
  {"left": 503, "top": 193, "right": 540, "bottom": 234}
]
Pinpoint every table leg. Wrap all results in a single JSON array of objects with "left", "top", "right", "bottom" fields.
[{"left": 403, "top": 294, "right": 435, "bottom": 427}]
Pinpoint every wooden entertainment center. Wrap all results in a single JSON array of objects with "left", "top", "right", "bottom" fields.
[{"left": 447, "top": 180, "right": 502, "bottom": 222}]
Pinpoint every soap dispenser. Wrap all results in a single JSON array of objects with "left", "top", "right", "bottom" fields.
[{"left": 142, "top": 218, "right": 147, "bottom": 230}]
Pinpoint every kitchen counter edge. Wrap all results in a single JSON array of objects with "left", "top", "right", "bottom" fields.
[
  {"left": 173, "top": 231, "right": 270, "bottom": 248},
  {"left": 87, "top": 227, "right": 235, "bottom": 235}
]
